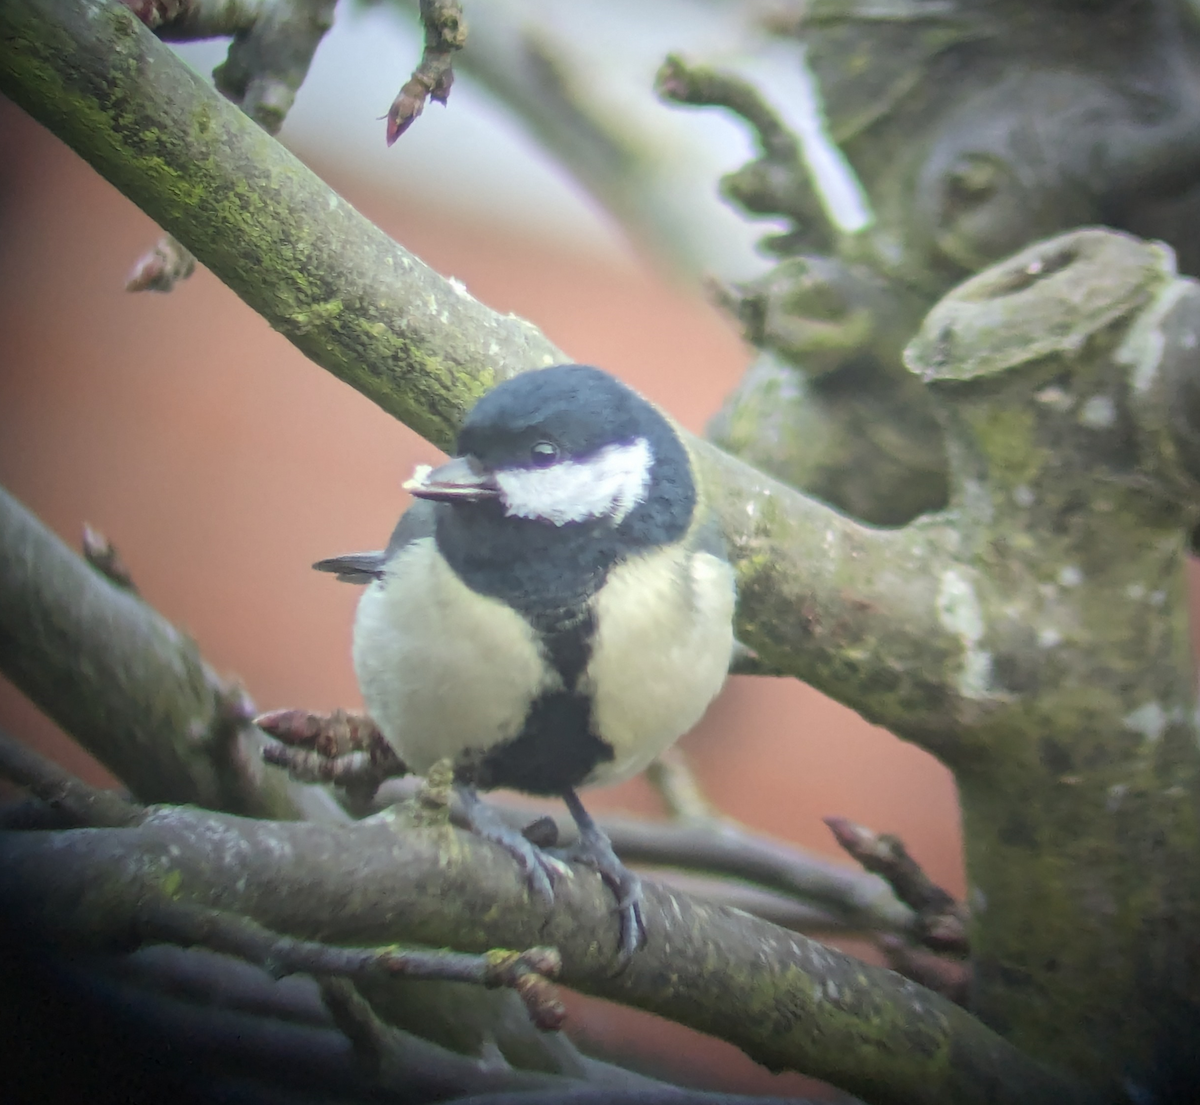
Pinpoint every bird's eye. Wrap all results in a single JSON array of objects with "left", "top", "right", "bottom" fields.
[{"left": 530, "top": 441, "right": 559, "bottom": 467}]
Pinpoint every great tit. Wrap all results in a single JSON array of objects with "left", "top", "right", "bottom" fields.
[{"left": 315, "top": 364, "right": 736, "bottom": 956}]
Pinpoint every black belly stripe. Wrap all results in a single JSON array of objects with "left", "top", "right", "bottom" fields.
[
  {"left": 530, "top": 605, "right": 594, "bottom": 689},
  {"left": 466, "top": 689, "right": 613, "bottom": 795},
  {"left": 457, "top": 605, "right": 613, "bottom": 795},
  {"left": 435, "top": 504, "right": 655, "bottom": 796}
]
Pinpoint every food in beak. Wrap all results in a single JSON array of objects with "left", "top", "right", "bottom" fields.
[{"left": 403, "top": 456, "right": 500, "bottom": 503}]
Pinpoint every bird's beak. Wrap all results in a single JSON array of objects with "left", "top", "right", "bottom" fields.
[{"left": 403, "top": 456, "right": 501, "bottom": 502}]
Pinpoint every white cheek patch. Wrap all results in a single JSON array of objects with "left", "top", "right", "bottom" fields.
[{"left": 495, "top": 437, "right": 653, "bottom": 526}]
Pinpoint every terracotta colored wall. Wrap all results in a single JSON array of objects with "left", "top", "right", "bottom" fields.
[{"left": 0, "top": 97, "right": 963, "bottom": 1094}]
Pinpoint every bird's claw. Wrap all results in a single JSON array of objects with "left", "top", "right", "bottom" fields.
[
  {"left": 457, "top": 786, "right": 561, "bottom": 908},
  {"left": 557, "top": 825, "right": 647, "bottom": 961}
]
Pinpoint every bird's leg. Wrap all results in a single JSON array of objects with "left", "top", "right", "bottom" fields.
[
  {"left": 456, "top": 784, "right": 559, "bottom": 907},
  {"left": 559, "top": 788, "right": 646, "bottom": 960}
]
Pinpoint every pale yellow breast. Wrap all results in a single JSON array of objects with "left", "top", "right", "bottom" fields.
[
  {"left": 582, "top": 546, "right": 736, "bottom": 787},
  {"left": 351, "top": 538, "right": 558, "bottom": 775}
]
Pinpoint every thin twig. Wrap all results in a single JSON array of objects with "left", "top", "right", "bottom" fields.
[
  {"left": 318, "top": 975, "right": 422, "bottom": 1078},
  {"left": 135, "top": 898, "right": 565, "bottom": 1029},
  {"left": 0, "top": 726, "right": 142, "bottom": 828},
  {"left": 825, "top": 815, "right": 968, "bottom": 953},
  {"left": 654, "top": 53, "right": 832, "bottom": 250},
  {"left": 643, "top": 868, "right": 848, "bottom": 934},
  {"left": 258, "top": 707, "right": 408, "bottom": 804},
  {"left": 643, "top": 747, "right": 713, "bottom": 821},
  {"left": 388, "top": 0, "right": 466, "bottom": 145},
  {"left": 73, "top": 946, "right": 635, "bottom": 1101},
  {"left": 657, "top": 54, "right": 799, "bottom": 162}
]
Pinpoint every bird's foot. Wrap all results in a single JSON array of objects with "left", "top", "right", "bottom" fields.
[
  {"left": 457, "top": 786, "right": 563, "bottom": 907},
  {"left": 559, "top": 790, "right": 646, "bottom": 962}
]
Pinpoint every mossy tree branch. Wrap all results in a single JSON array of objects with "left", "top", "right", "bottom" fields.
[
  {"left": 0, "top": 802, "right": 1094, "bottom": 1105},
  {"left": 0, "top": 0, "right": 563, "bottom": 451}
]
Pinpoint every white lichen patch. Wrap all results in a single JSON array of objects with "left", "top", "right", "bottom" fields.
[
  {"left": 1118, "top": 280, "right": 1190, "bottom": 395},
  {"left": 1012, "top": 485, "right": 1035, "bottom": 508},
  {"left": 1079, "top": 395, "right": 1116, "bottom": 429},
  {"left": 937, "top": 567, "right": 992, "bottom": 699},
  {"left": 1037, "top": 627, "right": 1063, "bottom": 649},
  {"left": 1034, "top": 385, "right": 1074, "bottom": 412},
  {"left": 1123, "top": 701, "right": 1167, "bottom": 743},
  {"left": 447, "top": 276, "right": 471, "bottom": 298},
  {"left": 1126, "top": 582, "right": 1147, "bottom": 600},
  {"left": 1149, "top": 590, "right": 1167, "bottom": 607},
  {"left": 1057, "top": 565, "right": 1084, "bottom": 587},
  {"left": 959, "top": 478, "right": 994, "bottom": 525}
]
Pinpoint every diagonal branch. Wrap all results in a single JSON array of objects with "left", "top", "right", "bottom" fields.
[
  {"left": 0, "top": 0, "right": 983, "bottom": 753},
  {"left": 0, "top": 483, "right": 342, "bottom": 820},
  {"left": 0, "top": 804, "right": 1095, "bottom": 1105}
]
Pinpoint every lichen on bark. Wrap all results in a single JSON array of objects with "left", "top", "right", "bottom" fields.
[{"left": 904, "top": 229, "right": 1200, "bottom": 1081}]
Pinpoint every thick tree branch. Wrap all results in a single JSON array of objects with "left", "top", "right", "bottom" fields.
[
  {"left": 0, "top": 0, "right": 564, "bottom": 450},
  {"left": 372, "top": 776, "right": 916, "bottom": 936},
  {"left": 126, "top": 0, "right": 337, "bottom": 290},
  {"left": 0, "top": 806, "right": 1093, "bottom": 1105},
  {"left": 0, "top": 483, "right": 341, "bottom": 820}
]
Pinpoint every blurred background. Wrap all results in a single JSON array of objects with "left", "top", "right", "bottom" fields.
[{"left": 1, "top": 2, "right": 965, "bottom": 1095}]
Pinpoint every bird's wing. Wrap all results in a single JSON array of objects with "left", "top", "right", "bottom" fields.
[{"left": 313, "top": 500, "right": 439, "bottom": 584}]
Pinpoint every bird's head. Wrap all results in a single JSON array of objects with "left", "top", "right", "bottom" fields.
[{"left": 405, "top": 365, "right": 694, "bottom": 538}]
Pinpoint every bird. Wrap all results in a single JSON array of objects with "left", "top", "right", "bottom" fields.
[{"left": 314, "top": 364, "right": 737, "bottom": 957}]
